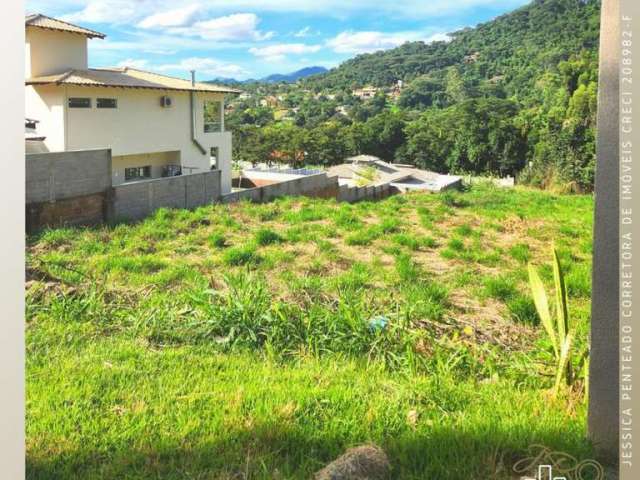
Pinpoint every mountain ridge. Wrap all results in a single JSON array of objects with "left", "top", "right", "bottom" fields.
[{"left": 206, "top": 66, "right": 328, "bottom": 85}]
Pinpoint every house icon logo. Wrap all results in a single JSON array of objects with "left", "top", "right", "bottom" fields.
[
  {"left": 521, "top": 464, "right": 569, "bottom": 480},
  {"left": 512, "top": 445, "right": 605, "bottom": 480}
]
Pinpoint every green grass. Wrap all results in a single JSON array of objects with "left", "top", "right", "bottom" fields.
[{"left": 26, "top": 185, "right": 596, "bottom": 479}]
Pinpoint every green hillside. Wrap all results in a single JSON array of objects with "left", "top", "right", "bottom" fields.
[
  {"left": 231, "top": 0, "right": 600, "bottom": 190},
  {"left": 305, "top": 0, "right": 600, "bottom": 97}
]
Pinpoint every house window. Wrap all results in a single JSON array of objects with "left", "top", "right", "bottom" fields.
[
  {"left": 204, "top": 100, "right": 222, "bottom": 132},
  {"left": 124, "top": 166, "right": 151, "bottom": 182},
  {"left": 97, "top": 98, "right": 117, "bottom": 108},
  {"left": 210, "top": 147, "right": 219, "bottom": 170},
  {"left": 68, "top": 97, "right": 91, "bottom": 108}
]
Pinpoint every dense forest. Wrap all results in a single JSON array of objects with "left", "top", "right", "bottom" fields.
[{"left": 226, "top": 0, "right": 600, "bottom": 191}]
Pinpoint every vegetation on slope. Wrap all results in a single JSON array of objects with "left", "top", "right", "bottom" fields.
[
  {"left": 228, "top": 0, "right": 600, "bottom": 190},
  {"left": 26, "top": 186, "right": 594, "bottom": 479}
]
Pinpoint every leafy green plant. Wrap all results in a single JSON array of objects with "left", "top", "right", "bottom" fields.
[{"left": 528, "top": 248, "right": 578, "bottom": 393}]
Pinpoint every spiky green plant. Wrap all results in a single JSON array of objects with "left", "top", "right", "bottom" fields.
[{"left": 528, "top": 248, "right": 575, "bottom": 393}]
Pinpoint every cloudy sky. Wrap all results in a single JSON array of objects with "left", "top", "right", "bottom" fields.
[{"left": 26, "top": 0, "right": 530, "bottom": 80}]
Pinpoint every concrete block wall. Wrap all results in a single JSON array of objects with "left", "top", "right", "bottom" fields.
[
  {"left": 110, "top": 170, "right": 221, "bottom": 222},
  {"left": 221, "top": 173, "right": 339, "bottom": 204},
  {"left": 337, "top": 183, "right": 393, "bottom": 203},
  {"left": 26, "top": 149, "right": 112, "bottom": 203}
]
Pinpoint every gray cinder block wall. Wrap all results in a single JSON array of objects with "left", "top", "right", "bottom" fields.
[
  {"left": 26, "top": 149, "right": 112, "bottom": 204},
  {"left": 25, "top": 149, "right": 223, "bottom": 230},
  {"left": 26, "top": 150, "right": 398, "bottom": 232},
  {"left": 110, "top": 170, "right": 221, "bottom": 222},
  {"left": 26, "top": 149, "right": 112, "bottom": 232},
  {"left": 221, "top": 173, "right": 341, "bottom": 204}
]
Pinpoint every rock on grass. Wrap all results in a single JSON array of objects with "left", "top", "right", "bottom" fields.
[{"left": 314, "top": 444, "right": 391, "bottom": 480}]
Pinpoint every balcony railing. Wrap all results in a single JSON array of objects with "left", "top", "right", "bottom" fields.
[{"left": 162, "top": 164, "right": 182, "bottom": 177}]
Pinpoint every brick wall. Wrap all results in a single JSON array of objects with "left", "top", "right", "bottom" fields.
[{"left": 26, "top": 192, "right": 107, "bottom": 233}]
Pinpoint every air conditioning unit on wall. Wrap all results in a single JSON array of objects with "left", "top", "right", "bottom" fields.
[{"left": 160, "top": 96, "right": 172, "bottom": 107}]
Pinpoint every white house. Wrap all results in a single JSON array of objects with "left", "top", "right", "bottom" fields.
[{"left": 25, "top": 14, "right": 241, "bottom": 192}]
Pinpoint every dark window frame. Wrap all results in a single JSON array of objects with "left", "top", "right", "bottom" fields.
[
  {"left": 124, "top": 166, "right": 152, "bottom": 182},
  {"left": 68, "top": 97, "right": 92, "bottom": 108},
  {"left": 97, "top": 98, "right": 118, "bottom": 109}
]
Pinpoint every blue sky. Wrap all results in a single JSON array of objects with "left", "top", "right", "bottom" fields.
[{"left": 26, "top": 0, "right": 531, "bottom": 80}]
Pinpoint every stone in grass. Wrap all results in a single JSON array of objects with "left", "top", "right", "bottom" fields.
[{"left": 314, "top": 444, "right": 391, "bottom": 480}]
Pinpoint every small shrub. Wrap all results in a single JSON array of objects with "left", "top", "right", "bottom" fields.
[
  {"left": 566, "top": 262, "right": 591, "bottom": 297},
  {"left": 422, "top": 236, "right": 437, "bottom": 249},
  {"left": 395, "top": 253, "right": 420, "bottom": 283},
  {"left": 38, "top": 228, "right": 77, "bottom": 247},
  {"left": 345, "top": 227, "right": 379, "bottom": 246},
  {"left": 454, "top": 224, "right": 473, "bottom": 237},
  {"left": 223, "top": 245, "right": 261, "bottom": 266},
  {"left": 392, "top": 233, "right": 420, "bottom": 251},
  {"left": 483, "top": 276, "right": 517, "bottom": 301},
  {"left": 441, "top": 192, "right": 469, "bottom": 208},
  {"left": 403, "top": 281, "right": 448, "bottom": 321},
  {"left": 509, "top": 243, "right": 531, "bottom": 263},
  {"left": 440, "top": 248, "right": 457, "bottom": 260},
  {"left": 333, "top": 209, "right": 362, "bottom": 230},
  {"left": 379, "top": 217, "right": 402, "bottom": 234},
  {"left": 209, "top": 232, "right": 227, "bottom": 248},
  {"left": 255, "top": 228, "right": 283, "bottom": 246},
  {"left": 507, "top": 295, "right": 538, "bottom": 325},
  {"left": 448, "top": 238, "right": 465, "bottom": 251}
]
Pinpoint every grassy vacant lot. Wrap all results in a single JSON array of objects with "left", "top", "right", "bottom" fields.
[{"left": 26, "top": 185, "right": 594, "bottom": 479}]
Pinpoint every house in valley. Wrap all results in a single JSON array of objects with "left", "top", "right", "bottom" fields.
[
  {"left": 352, "top": 86, "right": 378, "bottom": 100},
  {"left": 328, "top": 155, "right": 462, "bottom": 192},
  {"left": 25, "top": 14, "right": 240, "bottom": 192}
]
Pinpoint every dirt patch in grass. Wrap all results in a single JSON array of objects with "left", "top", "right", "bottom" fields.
[{"left": 446, "top": 290, "right": 534, "bottom": 350}]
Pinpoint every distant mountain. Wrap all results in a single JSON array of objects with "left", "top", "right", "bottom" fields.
[
  {"left": 261, "top": 66, "right": 328, "bottom": 83},
  {"left": 206, "top": 66, "right": 328, "bottom": 85}
]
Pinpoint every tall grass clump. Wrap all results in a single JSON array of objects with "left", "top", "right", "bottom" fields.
[
  {"left": 222, "top": 244, "right": 261, "bottom": 266},
  {"left": 254, "top": 228, "right": 283, "bottom": 246}
]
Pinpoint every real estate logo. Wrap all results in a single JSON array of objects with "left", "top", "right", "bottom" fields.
[{"left": 512, "top": 445, "right": 605, "bottom": 480}]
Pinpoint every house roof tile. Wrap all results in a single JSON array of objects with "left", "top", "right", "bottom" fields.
[
  {"left": 25, "top": 13, "right": 106, "bottom": 39},
  {"left": 26, "top": 67, "right": 242, "bottom": 94}
]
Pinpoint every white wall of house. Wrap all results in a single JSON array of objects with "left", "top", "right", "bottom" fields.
[
  {"left": 25, "top": 28, "right": 88, "bottom": 77},
  {"left": 26, "top": 85, "right": 233, "bottom": 192},
  {"left": 25, "top": 85, "right": 64, "bottom": 152}
]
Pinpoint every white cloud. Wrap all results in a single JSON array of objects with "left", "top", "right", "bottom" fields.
[
  {"left": 327, "top": 31, "right": 409, "bottom": 54},
  {"left": 168, "top": 13, "right": 274, "bottom": 42},
  {"left": 53, "top": 0, "right": 529, "bottom": 24},
  {"left": 61, "top": 0, "right": 140, "bottom": 24},
  {"left": 155, "top": 57, "right": 248, "bottom": 78},
  {"left": 137, "top": 3, "right": 201, "bottom": 29},
  {"left": 249, "top": 43, "right": 322, "bottom": 62},
  {"left": 326, "top": 30, "right": 450, "bottom": 54}
]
